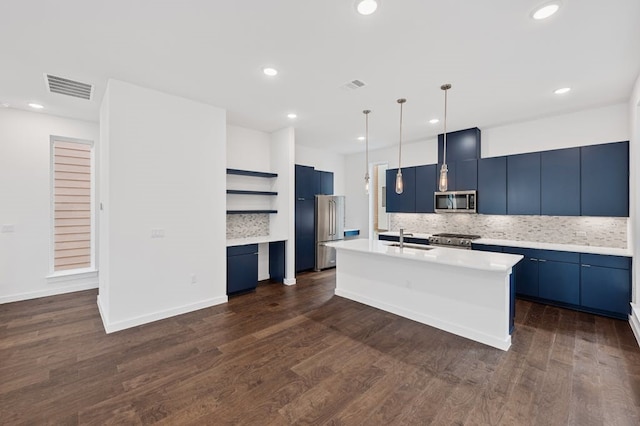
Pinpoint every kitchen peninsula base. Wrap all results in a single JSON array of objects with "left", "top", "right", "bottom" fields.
[{"left": 329, "top": 240, "right": 523, "bottom": 351}]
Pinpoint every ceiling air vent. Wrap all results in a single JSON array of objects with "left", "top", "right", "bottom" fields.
[
  {"left": 45, "top": 74, "right": 93, "bottom": 100},
  {"left": 342, "top": 79, "right": 367, "bottom": 90}
]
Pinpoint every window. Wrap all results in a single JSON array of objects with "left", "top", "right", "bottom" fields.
[{"left": 51, "top": 138, "right": 94, "bottom": 272}]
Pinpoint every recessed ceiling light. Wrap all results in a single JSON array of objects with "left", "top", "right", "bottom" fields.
[
  {"left": 287, "top": 113, "right": 297, "bottom": 119},
  {"left": 356, "top": 0, "right": 378, "bottom": 15},
  {"left": 28, "top": 103, "right": 44, "bottom": 109},
  {"left": 263, "top": 67, "right": 278, "bottom": 76},
  {"left": 532, "top": 2, "right": 560, "bottom": 20},
  {"left": 429, "top": 118, "right": 440, "bottom": 124},
  {"left": 554, "top": 87, "right": 571, "bottom": 95},
  {"left": 357, "top": 136, "right": 365, "bottom": 141}
]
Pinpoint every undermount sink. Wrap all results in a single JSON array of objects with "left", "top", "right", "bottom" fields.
[{"left": 387, "top": 243, "right": 434, "bottom": 251}]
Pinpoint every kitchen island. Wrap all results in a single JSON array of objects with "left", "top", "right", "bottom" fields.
[{"left": 327, "top": 239, "right": 523, "bottom": 350}]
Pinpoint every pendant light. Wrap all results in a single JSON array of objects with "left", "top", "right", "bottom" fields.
[
  {"left": 439, "top": 84, "right": 451, "bottom": 192},
  {"left": 363, "top": 109, "right": 372, "bottom": 194},
  {"left": 395, "top": 98, "right": 407, "bottom": 194}
]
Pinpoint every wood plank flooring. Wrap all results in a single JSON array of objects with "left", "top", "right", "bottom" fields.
[{"left": 2, "top": 269, "right": 640, "bottom": 425}]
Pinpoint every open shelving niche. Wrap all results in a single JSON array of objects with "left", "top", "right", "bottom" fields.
[{"left": 226, "top": 168, "right": 278, "bottom": 214}]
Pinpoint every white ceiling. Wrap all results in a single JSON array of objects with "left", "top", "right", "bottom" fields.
[{"left": 1, "top": 0, "right": 639, "bottom": 154}]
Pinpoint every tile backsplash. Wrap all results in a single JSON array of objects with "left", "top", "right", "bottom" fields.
[
  {"left": 389, "top": 213, "right": 628, "bottom": 248},
  {"left": 226, "top": 214, "right": 269, "bottom": 239}
]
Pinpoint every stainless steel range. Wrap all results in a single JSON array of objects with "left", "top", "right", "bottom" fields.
[{"left": 428, "top": 233, "right": 481, "bottom": 249}]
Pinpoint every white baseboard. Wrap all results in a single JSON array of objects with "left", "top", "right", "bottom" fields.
[
  {"left": 99, "top": 296, "right": 228, "bottom": 334},
  {"left": 629, "top": 303, "right": 640, "bottom": 347},
  {"left": 0, "top": 280, "right": 98, "bottom": 304},
  {"left": 283, "top": 277, "right": 296, "bottom": 286}
]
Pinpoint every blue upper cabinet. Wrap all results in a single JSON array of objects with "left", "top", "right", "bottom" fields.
[
  {"left": 295, "top": 164, "right": 317, "bottom": 200},
  {"left": 507, "top": 152, "right": 541, "bottom": 215},
  {"left": 386, "top": 167, "right": 416, "bottom": 213},
  {"left": 455, "top": 159, "right": 477, "bottom": 190},
  {"left": 581, "top": 141, "right": 629, "bottom": 217},
  {"left": 415, "top": 164, "right": 437, "bottom": 213},
  {"left": 316, "top": 170, "right": 334, "bottom": 195},
  {"left": 541, "top": 147, "right": 580, "bottom": 216},
  {"left": 438, "top": 127, "right": 481, "bottom": 163},
  {"left": 478, "top": 156, "right": 507, "bottom": 215}
]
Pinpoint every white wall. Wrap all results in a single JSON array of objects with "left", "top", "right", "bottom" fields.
[
  {"left": 629, "top": 74, "right": 640, "bottom": 338},
  {"left": 98, "top": 79, "right": 227, "bottom": 332},
  {"left": 0, "top": 108, "right": 99, "bottom": 303},
  {"left": 345, "top": 103, "right": 630, "bottom": 239},
  {"left": 296, "top": 144, "right": 347, "bottom": 195}
]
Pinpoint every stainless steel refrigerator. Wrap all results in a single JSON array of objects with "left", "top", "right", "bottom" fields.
[{"left": 315, "top": 195, "right": 345, "bottom": 271}]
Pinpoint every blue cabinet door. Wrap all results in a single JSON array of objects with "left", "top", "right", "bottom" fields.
[
  {"left": 316, "top": 170, "right": 334, "bottom": 195},
  {"left": 581, "top": 265, "right": 630, "bottom": 317},
  {"left": 415, "top": 164, "right": 437, "bottom": 213},
  {"left": 581, "top": 141, "right": 629, "bottom": 217},
  {"left": 538, "top": 260, "right": 580, "bottom": 305},
  {"left": 386, "top": 167, "right": 416, "bottom": 212},
  {"left": 227, "top": 245, "right": 258, "bottom": 295},
  {"left": 507, "top": 152, "right": 541, "bottom": 215},
  {"left": 455, "top": 159, "right": 477, "bottom": 191},
  {"left": 541, "top": 148, "right": 580, "bottom": 216},
  {"left": 477, "top": 156, "right": 507, "bottom": 215},
  {"left": 504, "top": 247, "right": 539, "bottom": 297},
  {"left": 438, "top": 127, "right": 481, "bottom": 163},
  {"left": 295, "top": 164, "right": 317, "bottom": 200},
  {"left": 295, "top": 199, "right": 315, "bottom": 272}
]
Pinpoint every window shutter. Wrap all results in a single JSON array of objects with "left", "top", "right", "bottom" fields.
[{"left": 53, "top": 140, "right": 92, "bottom": 271}]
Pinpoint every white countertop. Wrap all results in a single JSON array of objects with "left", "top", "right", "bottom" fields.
[
  {"left": 226, "top": 235, "right": 287, "bottom": 247},
  {"left": 474, "top": 238, "right": 632, "bottom": 257},
  {"left": 328, "top": 238, "right": 523, "bottom": 272}
]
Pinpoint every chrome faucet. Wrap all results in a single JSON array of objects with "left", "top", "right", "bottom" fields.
[{"left": 399, "top": 228, "right": 413, "bottom": 248}]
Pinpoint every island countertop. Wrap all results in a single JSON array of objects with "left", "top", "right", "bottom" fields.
[{"left": 328, "top": 239, "right": 523, "bottom": 272}]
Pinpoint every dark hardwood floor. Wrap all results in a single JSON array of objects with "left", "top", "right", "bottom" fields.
[{"left": 2, "top": 269, "right": 640, "bottom": 425}]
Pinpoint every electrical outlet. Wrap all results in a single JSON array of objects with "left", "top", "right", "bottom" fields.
[
  {"left": 1, "top": 224, "right": 15, "bottom": 233},
  {"left": 191, "top": 274, "right": 197, "bottom": 284}
]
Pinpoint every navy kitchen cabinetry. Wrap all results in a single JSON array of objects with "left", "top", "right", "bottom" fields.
[
  {"left": 295, "top": 164, "right": 317, "bottom": 272},
  {"left": 455, "top": 159, "right": 477, "bottom": 191},
  {"left": 537, "top": 251, "right": 580, "bottom": 305},
  {"left": 295, "top": 164, "right": 317, "bottom": 200},
  {"left": 415, "top": 164, "right": 437, "bottom": 213},
  {"left": 580, "top": 254, "right": 631, "bottom": 318},
  {"left": 378, "top": 234, "right": 430, "bottom": 245},
  {"left": 438, "top": 127, "right": 481, "bottom": 163},
  {"left": 503, "top": 247, "right": 540, "bottom": 297},
  {"left": 386, "top": 167, "right": 416, "bottom": 213},
  {"left": 295, "top": 199, "right": 315, "bottom": 272},
  {"left": 541, "top": 148, "right": 580, "bottom": 216},
  {"left": 474, "top": 243, "right": 631, "bottom": 319},
  {"left": 471, "top": 243, "right": 503, "bottom": 253},
  {"left": 315, "top": 170, "right": 334, "bottom": 195},
  {"left": 477, "top": 156, "right": 507, "bottom": 215},
  {"left": 227, "top": 244, "right": 259, "bottom": 295},
  {"left": 507, "top": 152, "right": 541, "bottom": 215},
  {"left": 581, "top": 141, "right": 629, "bottom": 217}
]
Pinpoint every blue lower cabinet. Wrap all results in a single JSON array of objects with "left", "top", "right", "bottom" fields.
[
  {"left": 471, "top": 243, "right": 503, "bottom": 253},
  {"left": 227, "top": 244, "right": 258, "bottom": 295},
  {"left": 503, "top": 248, "right": 539, "bottom": 297},
  {"left": 269, "top": 241, "right": 285, "bottom": 283},
  {"left": 538, "top": 260, "right": 580, "bottom": 305},
  {"left": 580, "top": 254, "right": 631, "bottom": 318}
]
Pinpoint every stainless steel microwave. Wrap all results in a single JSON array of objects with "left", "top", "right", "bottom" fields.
[{"left": 434, "top": 190, "right": 477, "bottom": 213}]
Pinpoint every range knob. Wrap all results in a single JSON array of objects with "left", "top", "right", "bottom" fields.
[{"left": 446, "top": 238, "right": 452, "bottom": 244}]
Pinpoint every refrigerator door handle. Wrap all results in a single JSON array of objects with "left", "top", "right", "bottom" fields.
[{"left": 330, "top": 200, "right": 335, "bottom": 236}]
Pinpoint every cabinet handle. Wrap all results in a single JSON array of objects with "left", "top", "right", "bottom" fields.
[
  {"left": 298, "top": 198, "right": 305, "bottom": 201},
  {"left": 538, "top": 259, "right": 547, "bottom": 262},
  {"left": 530, "top": 258, "right": 538, "bottom": 261},
  {"left": 581, "top": 264, "right": 591, "bottom": 268}
]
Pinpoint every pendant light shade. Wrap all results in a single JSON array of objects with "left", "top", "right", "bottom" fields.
[
  {"left": 395, "top": 98, "right": 407, "bottom": 194},
  {"left": 363, "top": 109, "right": 371, "bottom": 194},
  {"left": 439, "top": 84, "right": 452, "bottom": 192}
]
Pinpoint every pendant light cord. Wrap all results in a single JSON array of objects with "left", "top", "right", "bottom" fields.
[
  {"left": 397, "top": 99, "right": 406, "bottom": 170},
  {"left": 443, "top": 88, "right": 447, "bottom": 165},
  {"left": 365, "top": 111, "right": 369, "bottom": 174}
]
